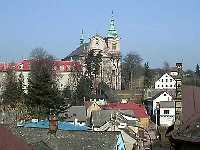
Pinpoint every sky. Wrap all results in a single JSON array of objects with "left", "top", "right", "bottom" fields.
[{"left": 0, "top": 0, "right": 200, "bottom": 70}]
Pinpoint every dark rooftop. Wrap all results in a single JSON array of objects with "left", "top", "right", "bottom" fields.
[{"left": 11, "top": 127, "right": 122, "bottom": 150}]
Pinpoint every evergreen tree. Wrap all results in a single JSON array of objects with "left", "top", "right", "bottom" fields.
[
  {"left": 26, "top": 48, "right": 64, "bottom": 117},
  {"left": 73, "top": 75, "right": 93, "bottom": 105},
  {"left": 2, "top": 66, "right": 22, "bottom": 108},
  {"left": 144, "top": 62, "right": 153, "bottom": 89}
]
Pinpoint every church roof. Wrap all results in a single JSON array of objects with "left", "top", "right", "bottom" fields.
[{"left": 65, "top": 43, "right": 89, "bottom": 59}]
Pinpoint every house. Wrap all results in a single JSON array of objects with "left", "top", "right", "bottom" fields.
[
  {"left": 11, "top": 127, "right": 126, "bottom": 150},
  {"left": 159, "top": 101, "right": 175, "bottom": 126},
  {"left": 155, "top": 73, "right": 176, "bottom": 90},
  {"left": 102, "top": 102, "right": 149, "bottom": 128},
  {"left": 151, "top": 91, "right": 173, "bottom": 115},
  {"left": 84, "top": 101, "right": 101, "bottom": 118}
]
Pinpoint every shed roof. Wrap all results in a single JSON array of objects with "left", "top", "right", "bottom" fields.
[{"left": 160, "top": 101, "right": 175, "bottom": 108}]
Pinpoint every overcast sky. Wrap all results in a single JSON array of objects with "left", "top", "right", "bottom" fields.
[{"left": 0, "top": 0, "right": 200, "bottom": 70}]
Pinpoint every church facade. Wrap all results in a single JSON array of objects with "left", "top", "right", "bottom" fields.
[{"left": 64, "top": 14, "right": 121, "bottom": 90}]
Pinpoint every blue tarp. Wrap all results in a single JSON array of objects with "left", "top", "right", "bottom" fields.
[{"left": 20, "top": 120, "right": 88, "bottom": 131}]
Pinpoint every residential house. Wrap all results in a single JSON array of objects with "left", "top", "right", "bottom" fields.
[
  {"left": 11, "top": 127, "right": 126, "bottom": 150},
  {"left": 151, "top": 91, "right": 173, "bottom": 115},
  {"left": 159, "top": 101, "right": 175, "bottom": 126},
  {"left": 102, "top": 102, "right": 149, "bottom": 128},
  {"left": 155, "top": 73, "right": 176, "bottom": 90}
]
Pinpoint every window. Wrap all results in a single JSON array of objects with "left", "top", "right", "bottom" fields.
[
  {"left": 157, "top": 85, "right": 159, "bottom": 87},
  {"left": 164, "top": 110, "right": 169, "bottom": 114},
  {"left": 162, "top": 79, "right": 163, "bottom": 82},
  {"left": 166, "top": 79, "right": 168, "bottom": 82},
  {"left": 164, "top": 94, "right": 166, "bottom": 96},
  {"left": 166, "top": 85, "right": 168, "bottom": 87},
  {"left": 174, "top": 85, "right": 176, "bottom": 87},
  {"left": 112, "top": 43, "right": 117, "bottom": 50},
  {"left": 170, "top": 79, "right": 172, "bottom": 82},
  {"left": 162, "top": 85, "right": 163, "bottom": 87},
  {"left": 170, "top": 85, "right": 172, "bottom": 87}
]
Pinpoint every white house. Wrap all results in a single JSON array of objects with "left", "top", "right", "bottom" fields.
[
  {"left": 155, "top": 73, "right": 176, "bottom": 90},
  {"left": 159, "top": 101, "right": 175, "bottom": 126},
  {"left": 152, "top": 91, "right": 173, "bottom": 115}
]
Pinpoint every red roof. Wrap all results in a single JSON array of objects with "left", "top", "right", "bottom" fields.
[
  {"left": 0, "top": 127, "right": 31, "bottom": 150},
  {"left": 102, "top": 102, "right": 149, "bottom": 118},
  {"left": 0, "top": 59, "right": 82, "bottom": 72}
]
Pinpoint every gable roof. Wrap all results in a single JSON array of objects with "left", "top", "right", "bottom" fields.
[
  {"left": 91, "top": 109, "right": 135, "bottom": 127},
  {"left": 64, "top": 106, "right": 86, "bottom": 122},
  {"left": 102, "top": 102, "right": 148, "bottom": 118},
  {"left": 12, "top": 127, "right": 122, "bottom": 150},
  {"left": 157, "top": 73, "right": 175, "bottom": 81},
  {"left": 65, "top": 43, "right": 89, "bottom": 59},
  {"left": 151, "top": 91, "right": 166, "bottom": 100}
]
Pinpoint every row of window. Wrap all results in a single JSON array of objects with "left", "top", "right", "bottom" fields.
[
  {"left": 157, "top": 84, "right": 175, "bottom": 88},
  {"left": 161, "top": 79, "right": 173, "bottom": 82}
]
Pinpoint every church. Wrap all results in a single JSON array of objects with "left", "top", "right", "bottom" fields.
[{"left": 64, "top": 13, "right": 121, "bottom": 90}]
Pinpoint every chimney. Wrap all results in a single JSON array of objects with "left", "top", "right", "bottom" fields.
[{"left": 48, "top": 114, "right": 58, "bottom": 135}]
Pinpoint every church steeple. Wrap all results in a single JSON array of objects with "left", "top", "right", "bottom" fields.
[
  {"left": 80, "top": 29, "right": 84, "bottom": 45},
  {"left": 107, "top": 11, "right": 118, "bottom": 38}
]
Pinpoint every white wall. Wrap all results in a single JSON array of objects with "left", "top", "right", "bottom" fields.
[
  {"left": 155, "top": 73, "right": 176, "bottom": 89},
  {"left": 152, "top": 92, "right": 172, "bottom": 115},
  {"left": 160, "top": 107, "right": 175, "bottom": 126}
]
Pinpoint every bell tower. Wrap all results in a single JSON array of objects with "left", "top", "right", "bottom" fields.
[{"left": 107, "top": 11, "right": 120, "bottom": 55}]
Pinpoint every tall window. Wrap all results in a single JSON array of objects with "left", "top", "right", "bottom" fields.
[{"left": 164, "top": 110, "right": 169, "bottom": 114}]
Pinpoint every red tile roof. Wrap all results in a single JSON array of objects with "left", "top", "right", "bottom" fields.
[
  {"left": 0, "top": 59, "right": 82, "bottom": 72},
  {"left": 102, "top": 102, "right": 149, "bottom": 118},
  {"left": 0, "top": 127, "right": 31, "bottom": 150}
]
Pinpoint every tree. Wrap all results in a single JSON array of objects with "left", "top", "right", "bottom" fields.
[
  {"left": 73, "top": 75, "right": 93, "bottom": 105},
  {"left": 144, "top": 62, "right": 153, "bottom": 89},
  {"left": 2, "top": 66, "right": 22, "bottom": 109},
  {"left": 84, "top": 50, "right": 102, "bottom": 95},
  {"left": 195, "top": 64, "right": 200, "bottom": 78},
  {"left": 26, "top": 48, "right": 64, "bottom": 117},
  {"left": 122, "top": 52, "right": 143, "bottom": 89}
]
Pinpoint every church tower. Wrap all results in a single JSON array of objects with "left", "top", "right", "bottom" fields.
[
  {"left": 105, "top": 12, "right": 121, "bottom": 90},
  {"left": 107, "top": 11, "right": 120, "bottom": 55}
]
